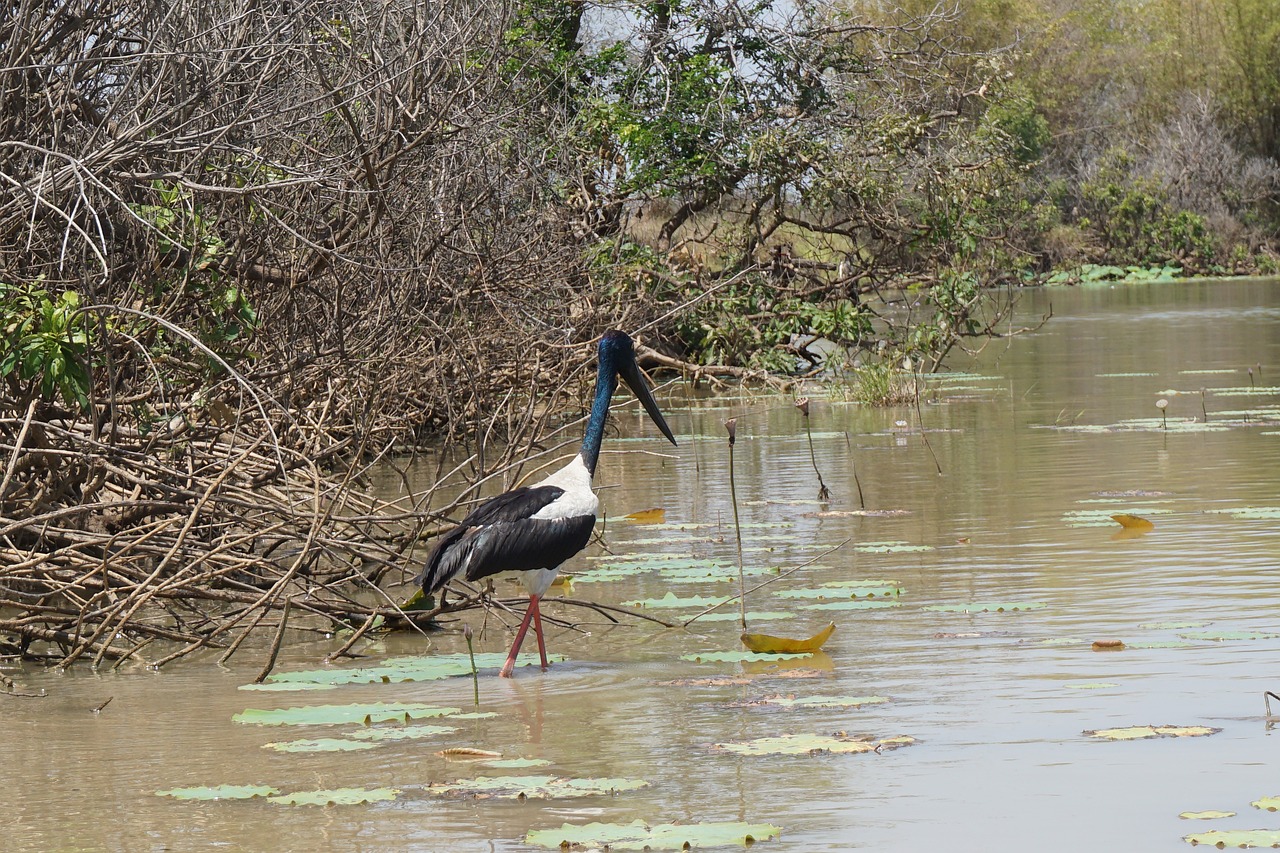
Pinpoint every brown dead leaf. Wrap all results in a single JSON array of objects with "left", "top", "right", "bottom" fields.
[{"left": 437, "top": 747, "right": 502, "bottom": 759}]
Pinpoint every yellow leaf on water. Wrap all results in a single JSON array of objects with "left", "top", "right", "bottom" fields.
[
  {"left": 741, "top": 622, "right": 836, "bottom": 654},
  {"left": 625, "top": 508, "right": 666, "bottom": 523},
  {"left": 1110, "top": 513, "right": 1155, "bottom": 531}
]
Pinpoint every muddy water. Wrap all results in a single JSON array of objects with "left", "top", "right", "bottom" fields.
[{"left": 7, "top": 278, "right": 1280, "bottom": 851}]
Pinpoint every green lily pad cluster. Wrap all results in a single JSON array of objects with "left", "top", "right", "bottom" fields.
[
  {"left": 715, "top": 733, "right": 916, "bottom": 756},
  {"left": 427, "top": 775, "right": 648, "bottom": 800},
  {"left": 525, "top": 820, "right": 782, "bottom": 850},
  {"left": 157, "top": 785, "right": 400, "bottom": 806},
  {"left": 251, "top": 653, "right": 557, "bottom": 689},
  {"left": 922, "top": 602, "right": 1047, "bottom": 613}
]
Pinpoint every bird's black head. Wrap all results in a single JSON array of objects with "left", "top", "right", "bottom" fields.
[
  {"left": 598, "top": 329, "right": 635, "bottom": 360},
  {"left": 597, "top": 329, "right": 676, "bottom": 447}
]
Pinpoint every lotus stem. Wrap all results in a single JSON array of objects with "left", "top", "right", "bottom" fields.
[
  {"left": 463, "top": 623, "right": 479, "bottom": 705},
  {"left": 725, "top": 418, "right": 746, "bottom": 631},
  {"left": 795, "top": 398, "right": 830, "bottom": 502}
]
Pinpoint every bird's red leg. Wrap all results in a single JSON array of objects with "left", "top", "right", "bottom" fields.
[
  {"left": 530, "top": 595, "right": 549, "bottom": 670},
  {"left": 500, "top": 597, "right": 537, "bottom": 678}
]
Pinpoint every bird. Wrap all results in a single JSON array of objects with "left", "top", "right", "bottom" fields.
[{"left": 417, "top": 330, "right": 677, "bottom": 678}]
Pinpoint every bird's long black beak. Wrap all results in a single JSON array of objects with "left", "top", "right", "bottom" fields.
[{"left": 620, "top": 358, "right": 677, "bottom": 446}]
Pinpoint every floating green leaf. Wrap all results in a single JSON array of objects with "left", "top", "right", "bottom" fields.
[
  {"left": 746, "top": 695, "right": 888, "bottom": 709},
  {"left": 801, "top": 600, "right": 904, "bottom": 611},
  {"left": 1179, "top": 810, "right": 1235, "bottom": 820},
  {"left": 427, "top": 775, "right": 647, "bottom": 800},
  {"left": 156, "top": 784, "right": 280, "bottom": 801},
  {"left": 484, "top": 758, "right": 552, "bottom": 769},
  {"left": 623, "top": 592, "right": 732, "bottom": 609},
  {"left": 1139, "top": 621, "right": 1210, "bottom": 630},
  {"left": 1206, "top": 506, "right": 1280, "bottom": 520},
  {"left": 1178, "top": 630, "right": 1280, "bottom": 642},
  {"left": 922, "top": 602, "right": 1046, "bottom": 613},
  {"left": 525, "top": 820, "right": 782, "bottom": 850},
  {"left": 267, "top": 788, "right": 399, "bottom": 806},
  {"left": 715, "top": 733, "right": 915, "bottom": 756},
  {"left": 257, "top": 653, "right": 558, "bottom": 688},
  {"left": 344, "top": 725, "right": 457, "bottom": 741},
  {"left": 696, "top": 611, "right": 795, "bottom": 623},
  {"left": 262, "top": 738, "right": 377, "bottom": 753},
  {"left": 854, "top": 542, "right": 934, "bottom": 553},
  {"left": 1183, "top": 829, "right": 1280, "bottom": 847},
  {"left": 238, "top": 682, "right": 337, "bottom": 692},
  {"left": 775, "top": 581, "right": 902, "bottom": 599},
  {"left": 234, "top": 702, "right": 460, "bottom": 726},
  {"left": 1125, "top": 640, "right": 1198, "bottom": 649},
  {"left": 1062, "top": 508, "right": 1174, "bottom": 527},
  {"left": 1083, "top": 725, "right": 1220, "bottom": 741},
  {"left": 682, "top": 651, "right": 814, "bottom": 663},
  {"left": 1254, "top": 797, "right": 1280, "bottom": 812}
]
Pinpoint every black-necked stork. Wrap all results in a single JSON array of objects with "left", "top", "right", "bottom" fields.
[{"left": 418, "top": 330, "right": 677, "bottom": 677}]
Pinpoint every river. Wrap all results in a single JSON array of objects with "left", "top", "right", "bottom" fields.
[{"left": 7, "top": 277, "right": 1280, "bottom": 851}]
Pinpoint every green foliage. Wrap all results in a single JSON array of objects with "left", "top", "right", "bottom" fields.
[
  {"left": 1076, "top": 149, "right": 1216, "bottom": 267},
  {"left": 0, "top": 283, "right": 92, "bottom": 409},
  {"left": 129, "top": 181, "right": 257, "bottom": 349},
  {"left": 980, "top": 84, "right": 1050, "bottom": 165}
]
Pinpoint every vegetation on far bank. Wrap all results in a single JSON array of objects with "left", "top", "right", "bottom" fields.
[{"left": 1, "top": 0, "right": 1277, "bottom": 668}]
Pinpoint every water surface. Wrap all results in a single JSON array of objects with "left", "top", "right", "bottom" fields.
[{"left": 7, "top": 278, "right": 1280, "bottom": 851}]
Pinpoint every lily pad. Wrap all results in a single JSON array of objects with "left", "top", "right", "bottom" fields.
[
  {"left": 1062, "top": 508, "right": 1174, "bottom": 527},
  {"left": 234, "top": 702, "right": 461, "bottom": 726},
  {"left": 1126, "top": 640, "right": 1199, "bottom": 649},
  {"left": 267, "top": 788, "right": 399, "bottom": 806},
  {"left": 696, "top": 611, "right": 795, "bottom": 623},
  {"left": 484, "top": 758, "right": 552, "bottom": 769},
  {"left": 682, "top": 651, "right": 815, "bottom": 663},
  {"left": 922, "top": 602, "right": 1046, "bottom": 613},
  {"left": 345, "top": 725, "right": 458, "bottom": 741},
  {"left": 775, "top": 582, "right": 902, "bottom": 599},
  {"left": 1083, "top": 725, "right": 1220, "bottom": 741},
  {"left": 1206, "top": 506, "right": 1280, "bottom": 520},
  {"left": 801, "top": 600, "right": 904, "bottom": 611},
  {"left": 262, "top": 738, "right": 378, "bottom": 753},
  {"left": 715, "top": 733, "right": 916, "bottom": 756},
  {"left": 854, "top": 542, "right": 934, "bottom": 554},
  {"left": 1140, "top": 621, "right": 1210, "bottom": 630},
  {"left": 745, "top": 695, "right": 888, "bottom": 710},
  {"left": 426, "top": 775, "right": 648, "bottom": 799},
  {"left": 1178, "top": 630, "right": 1280, "bottom": 642},
  {"left": 624, "top": 592, "right": 733, "bottom": 609},
  {"left": 1179, "top": 810, "right": 1236, "bottom": 820},
  {"left": 1183, "top": 829, "right": 1280, "bottom": 847},
  {"left": 256, "top": 653, "right": 557, "bottom": 688},
  {"left": 1253, "top": 797, "right": 1280, "bottom": 812},
  {"left": 525, "top": 820, "right": 782, "bottom": 850},
  {"left": 156, "top": 784, "right": 280, "bottom": 801}
]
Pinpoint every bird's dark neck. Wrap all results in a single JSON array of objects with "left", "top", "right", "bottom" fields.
[{"left": 579, "top": 359, "right": 619, "bottom": 476}]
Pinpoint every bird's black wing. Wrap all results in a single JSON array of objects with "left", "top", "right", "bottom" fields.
[{"left": 418, "top": 486, "right": 593, "bottom": 593}]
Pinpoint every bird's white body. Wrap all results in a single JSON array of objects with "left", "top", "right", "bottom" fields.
[{"left": 522, "top": 455, "right": 599, "bottom": 596}]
